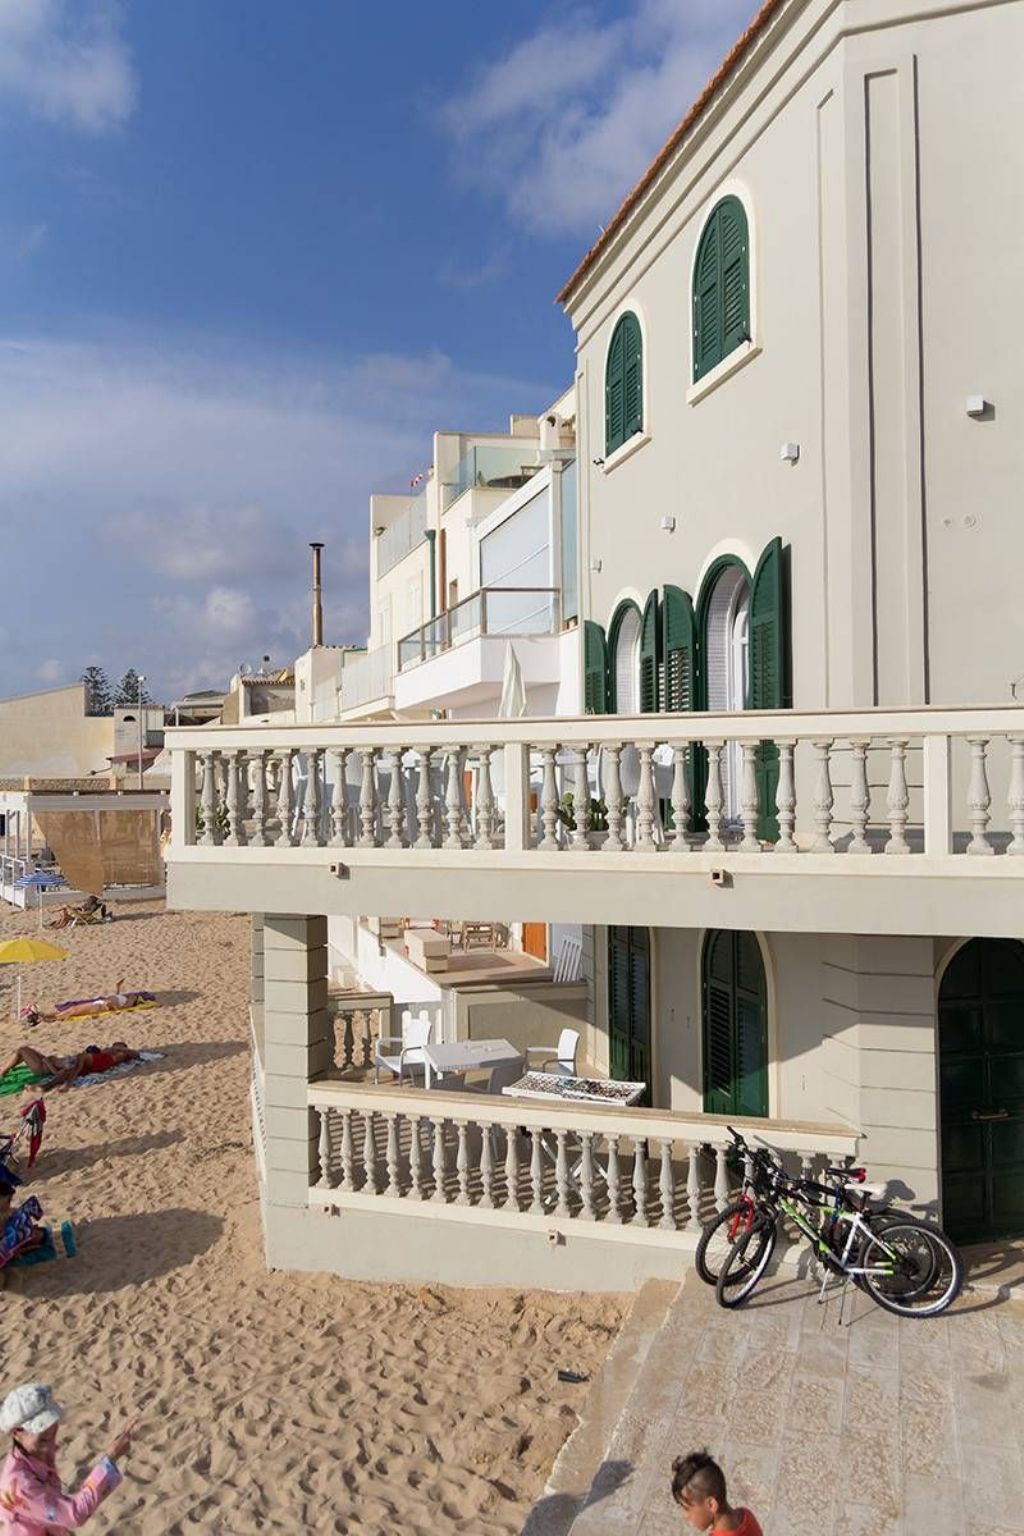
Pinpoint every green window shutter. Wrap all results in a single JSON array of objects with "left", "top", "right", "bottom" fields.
[
  {"left": 609, "top": 926, "right": 651, "bottom": 1094},
  {"left": 583, "top": 620, "right": 609, "bottom": 715},
  {"left": 702, "top": 930, "right": 768, "bottom": 1118},
  {"left": 608, "top": 929, "right": 630, "bottom": 1080},
  {"left": 749, "top": 537, "right": 787, "bottom": 842},
  {"left": 605, "top": 312, "right": 642, "bottom": 455},
  {"left": 639, "top": 590, "right": 659, "bottom": 713},
  {"left": 662, "top": 585, "right": 696, "bottom": 712},
  {"left": 693, "top": 196, "right": 749, "bottom": 383}
]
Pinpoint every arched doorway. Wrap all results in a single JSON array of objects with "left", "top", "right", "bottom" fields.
[
  {"left": 703, "top": 565, "right": 750, "bottom": 819},
  {"left": 610, "top": 604, "right": 642, "bottom": 714},
  {"left": 702, "top": 930, "right": 768, "bottom": 1118},
  {"left": 939, "top": 937, "right": 1024, "bottom": 1245},
  {"left": 608, "top": 926, "right": 651, "bottom": 1093}
]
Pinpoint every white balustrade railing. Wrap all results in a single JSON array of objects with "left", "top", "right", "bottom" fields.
[
  {"left": 167, "top": 707, "right": 1024, "bottom": 863},
  {"left": 307, "top": 1082, "right": 858, "bottom": 1237}
]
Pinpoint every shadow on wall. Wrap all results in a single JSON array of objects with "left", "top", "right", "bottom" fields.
[{"left": 521, "top": 1458, "right": 633, "bottom": 1536}]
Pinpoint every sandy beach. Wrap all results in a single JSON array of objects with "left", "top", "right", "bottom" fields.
[{"left": 0, "top": 900, "right": 624, "bottom": 1534}]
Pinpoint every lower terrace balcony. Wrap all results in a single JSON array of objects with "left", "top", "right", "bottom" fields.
[
  {"left": 394, "top": 586, "right": 563, "bottom": 713},
  {"left": 166, "top": 705, "right": 1024, "bottom": 938}
]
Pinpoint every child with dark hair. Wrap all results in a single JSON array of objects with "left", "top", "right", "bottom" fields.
[{"left": 671, "top": 1450, "right": 763, "bottom": 1534}]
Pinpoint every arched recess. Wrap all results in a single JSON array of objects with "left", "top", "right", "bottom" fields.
[
  {"left": 938, "top": 937, "right": 1024, "bottom": 1245},
  {"left": 608, "top": 599, "right": 642, "bottom": 714},
  {"left": 702, "top": 929, "right": 768, "bottom": 1118}
]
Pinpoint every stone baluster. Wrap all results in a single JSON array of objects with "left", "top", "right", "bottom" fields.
[
  {"left": 475, "top": 746, "right": 496, "bottom": 850},
  {"left": 739, "top": 743, "right": 761, "bottom": 852},
  {"left": 249, "top": 750, "right": 270, "bottom": 847},
  {"left": 883, "top": 739, "right": 911, "bottom": 854},
  {"left": 529, "top": 1129, "right": 545, "bottom": 1214},
  {"left": 340, "top": 1011, "right": 354, "bottom": 1069},
  {"left": 408, "top": 1117, "right": 425, "bottom": 1201},
  {"left": 1009, "top": 737, "right": 1024, "bottom": 855},
  {"left": 275, "top": 749, "right": 296, "bottom": 847},
  {"left": 603, "top": 744, "right": 625, "bottom": 852},
  {"left": 966, "top": 737, "right": 994, "bottom": 854},
  {"left": 685, "top": 1146, "right": 703, "bottom": 1231},
  {"left": 385, "top": 747, "right": 406, "bottom": 849},
  {"left": 605, "top": 1136, "right": 622, "bottom": 1224},
  {"left": 670, "top": 745, "right": 691, "bottom": 852},
  {"left": 571, "top": 747, "right": 592, "bottom": 850},
  {"left": 658, "top": 1139, "right": 676, "bottom": 1230},
  {"left": 579, "top": 1132, "right": 597, "bottom": 1220},
  {"left": 358, "top": 748, "right": 378, "bottom": 847},
  {"left": 361, "top": 1010, "right": 374, "bottom": 1071},
  {"left": 455, "top": 1122, "right": 471, "bottom": 1205},
  {"left": 504, "top": 1126, "right": 520, "bottom": 1211},
  {"left": 479, "top": 1123, "right": 496, "bottom": 1209},
  {"left": 199, "top": 751, "right": 220, "bottom": 846},
  {"left": 431, "top": 1117, "right": 447, "bottom": 1203},
  {"left": 555, "top": 1129, "right": 572, "bottom": 1216},
  {"left": 810, "top": 739, "right": 835, "bottom": 853},
  {"left": 539, "top": 746, "right": 560, "bottom": 849},
  {"left": 773, "top": 740, "right": 797, "bottom": 853},
  {"left": 704, "top": 742, "right": 726, "bottom": 851},
  {"left": 630, "top": 1138, "right": 649, "bottom": 1227},
  {"left": 224, "top": 750, "right": 247, "bottom": 846},
  {"left": 316, "top": 1107, "right": 332, "bottom": 1189},
  {"left": 800, "top": 1152, "right": 814, "bottom": 1186},
  {"left": 414, "top": 748, "right": 434, "bottom": 849},
  {"left": 443, "top": 752, "right": 466, "bottom": 849},
  {"left": 848, "top": 739, "right": 871, "bottom": 854},
  {"left": 328, "top": 748, "right": 350, "bottom": 848},
  {"left": 636, "top": 744, "right": 657, "bottom": 850},
  {"left": 339, "top": 1109, "right": 355, "bottom": 1193},
  {"left": 713, "top": 1145, "right": 730, "bottom": 1213},
  {"left": 385, "top": 1114, "right": 401, "bottom": 1196},
  {"left": 362, "top": 1110, "right": 379, "bottom": 1193},
  {"left": 302, "top": 749, "right": 324, "bottom": 847}
]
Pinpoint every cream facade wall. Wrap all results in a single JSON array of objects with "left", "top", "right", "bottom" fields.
[
  {"left": 569, "top": 0, "right": 1023, "bottom": 710},
  {"left": 0, "top": 685, "right": 113, "bottom": 777}
]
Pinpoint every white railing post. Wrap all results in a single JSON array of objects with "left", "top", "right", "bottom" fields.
[
  {"left": 636, "top": 743, "right": 657, "bottom": 851},
  {"left": 199, "top": 750, "right": 221, "bottom": 846},
  {"left": 922, "top": 734, "right": 952, "bottom": 856},
  {"left": 848, "top": 739, "right": 872, "bottom": 854},
  {"left": 302, "top": 749, "right": 324, "bottom": 848},
  {"left": 739, "top": 743, "right": 761, "bottom": 853},
  {"left": 358, "top": 748, "right": 378, "bottom": 848},
  {"left": 704, "top": 742, "right": 726, "bottom": 852},
  {"left": 774, "top": 740, "right": 797, "bottom": 853},
  {"left": 414, "top": 748, "right": 434, "bottom": 850},
  {"left": 685, "top": 1145, "right": 703, "bottom": 1231},
  {"left": 502, "top": 742, "right": 529, "bottom": 854},
  {"left": 329, "top": 747, "right": 349, "bottom": 848},
  {"left": 884, "top": 740, "right": 911, "bottom": 855},
  {"left": 539, "top": 746, "right": 560, "bottom": 850},
  {"left": 1008, "top": 736, "right": 1024, "bottom": 856},
  {"left": 966, "top": 737, "right": 994, "bottom": 855},
  {"left": 605, "top": 1135, "right": 622, "bottom": 1223},
  {"left": 475, "top": 745, "right": 496, "bottom": 851},
  {"left": 571, "top": 748, "right": 592, "bottom": 851},
  {"left": 250, "top": 749, "right": 270, "bottom": 847},
  {"left": 604, "top": 745, "right": 626, "bottom": 852},
  {"left": 810, "top": 740, "right": 835, "bottom": 853},
  {"left": 669, "top": 745, "right": 691, "bottom": 853},
  {"left": 275, "top": 749, "right": 296, "bottom": 848}
]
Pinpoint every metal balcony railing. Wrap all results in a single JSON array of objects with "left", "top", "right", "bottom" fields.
[{"left": 396, "top": 587, "right": 560, "bottom": 672}]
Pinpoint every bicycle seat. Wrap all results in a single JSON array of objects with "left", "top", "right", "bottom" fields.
[
  {"left": 843, "top": 1181, "right": 887, "bottom": 1201},
  {"left": 827, "top": 1165, "right": 866, "bottom": 1180}
]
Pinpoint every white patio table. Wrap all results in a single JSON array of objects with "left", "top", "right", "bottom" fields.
[
  {"left": 422, "top": 1037, "right": 524, "bottom": 1090},
  {"left": 501, "top": 1071, "right": 646, "bottom": 1106}
]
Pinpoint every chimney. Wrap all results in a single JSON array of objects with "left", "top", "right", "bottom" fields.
[{"left": 310, "top": 542, "right": 324, "bottom": 647}]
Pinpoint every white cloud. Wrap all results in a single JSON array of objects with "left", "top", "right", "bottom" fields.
[
  {"left": 0, "top": 0, "right": 136, "bottom": 132},
  {"left": 442, "top": 0, "right": 758, "bottom": 238},
  {"left": 36, "top": 658, "right": 63, "bottom": 683},
  {"left": 0, "top": 332, "right": 554, "bottom": 701}
]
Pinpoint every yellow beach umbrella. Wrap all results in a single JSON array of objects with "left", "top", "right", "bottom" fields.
[{"left": 0, "top": 938, "right": 67, "bottom": 1021}]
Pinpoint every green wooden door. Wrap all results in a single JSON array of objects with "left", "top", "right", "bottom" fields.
[
  {"left": 608, "top": 926, "right": 651, "bottom": 1095},
  {"left": 702, "top": 930, "right": 768, "bottom": 1118},
  {"left": 583, "top": 620, "right": 608, "bottom": 715},
  {"left": 940, "top": 938, "right": 1024, "bottom": 1245}
]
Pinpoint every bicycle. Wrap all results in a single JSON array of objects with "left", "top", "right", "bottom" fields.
[{"left": 713, "top": 1135, "right": 963, "bottom": 1319}]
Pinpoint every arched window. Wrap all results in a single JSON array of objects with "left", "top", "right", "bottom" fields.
[
  {"left": 605, "top": 312, "right": 643, "bottom": 456},
  {"left": 608, "top": 601, "right": 642, "bottom": 714},
  {"left": 702, "top": 930, "right": 768, "bottom": 1118},
  {"left": 692, "top": 196, "right": 750, "bottom": 382}
]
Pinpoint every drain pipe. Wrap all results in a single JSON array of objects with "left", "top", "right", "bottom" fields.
[{"left": 425, "top": 529, "right": 437, "bottom": 619}]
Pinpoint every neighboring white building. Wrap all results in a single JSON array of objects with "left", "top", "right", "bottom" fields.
[{"left": 165, "top": 0, "right": 1024, "bottom": 1291}]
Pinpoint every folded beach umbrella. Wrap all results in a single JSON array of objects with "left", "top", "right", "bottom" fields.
[
  {"left": 13, "top": 871, "right": 67, "bottom": 930},
  {"left": 0, "top": 937, "right": 67, "bottom": 1021}
]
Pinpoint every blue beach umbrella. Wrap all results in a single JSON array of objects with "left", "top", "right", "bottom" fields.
[{"left": 14, "top": 870, "right": 67, "bottom": 930}]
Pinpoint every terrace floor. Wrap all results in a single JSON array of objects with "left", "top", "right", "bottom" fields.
[{"left": 532, "top": 1259, "right": 1024, "bottom": 1536}]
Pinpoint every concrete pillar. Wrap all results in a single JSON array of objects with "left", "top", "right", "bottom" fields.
[
  {"left": 261, "top": 914, "right": 330, "bottom": 1213},
  {"left": 822, "top": 935, "right": 939, "bottom": 1210}
]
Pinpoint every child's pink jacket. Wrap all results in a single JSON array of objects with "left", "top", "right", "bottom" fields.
[{"left": 0, "top": 1446, "right": 121, "bottom": 1533}]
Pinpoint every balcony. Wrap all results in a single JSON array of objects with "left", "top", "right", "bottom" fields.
[
  {"left": 374, "top": 491, "right": 427, "bottom": 577},
  {"left": 442, "top": 445, "right": 542, "bottom": 510},
  {"left": 166, "top": 706, "right": 1024, "bottom": 939},
  {"left": 338, "top": 645, "right": 393, "bottom": 716},
  {"left": 394, "top": 586, "right": 561, "bottom": 711}
]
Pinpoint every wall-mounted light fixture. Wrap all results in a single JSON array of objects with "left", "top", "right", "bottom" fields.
[
  {"left": 780, "top": 442, "right": 800, "bottom": 464},
  {"left": 590, "top": 558, "right": 603, "bottom": 573},
  {"left": 966, "top": 396, "right": 991, "bottom": 419},
  {"left": 592, "top": 457, "right": 605, "bottom": 467},
  {"left": 660, "top": 515, "right": 676, "bottom": 533}
]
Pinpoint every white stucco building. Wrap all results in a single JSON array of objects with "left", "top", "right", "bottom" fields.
[{"left": 165, "top": 0, "right": 1024, "bottom": 1290}]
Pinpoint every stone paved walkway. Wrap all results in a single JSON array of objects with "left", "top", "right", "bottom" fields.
[{"left": 566, "top": 1270, "right": 1024, "bottom": 1536}]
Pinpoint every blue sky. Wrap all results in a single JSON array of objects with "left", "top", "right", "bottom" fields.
[{"left": 0, "top": 0, "right": 754, "bottom": 701}]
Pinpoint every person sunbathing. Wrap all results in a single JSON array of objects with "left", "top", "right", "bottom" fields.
[
  {"left": 0, "top": 1043, "right": 138, "bottom": 1090},
  {"left": 22, "top": 982, "right": 155, "bottom": 1026}
]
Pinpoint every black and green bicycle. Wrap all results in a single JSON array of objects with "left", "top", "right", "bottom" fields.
[{"left": 709, "top": 1127, "right": 963, "bottom": 1319}]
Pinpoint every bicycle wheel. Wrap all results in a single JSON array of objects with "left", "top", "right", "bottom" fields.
[
  {"left": 857, "top": 1221, "right": 963, "bottom": 1318},
  {"left": 695, "top": 1200, "right": 761, "bottom": 1286},
  {"left": 830, "top": 1208, "right": 940, "bottom": 1295},
  {"left": 715, "top": 1215, "right": 777, "bottom": 1309}
]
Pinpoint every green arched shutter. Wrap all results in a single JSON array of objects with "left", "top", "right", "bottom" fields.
[
  {"left": 702, "top": 930, "right": 767, "bottom": 1118},
  {"left": 662, "top": 586, "right": 696, "bottom": 712},
  {"left": 583, "top": 620, "right": 608, "bottom": 715},
  {"left": 749, "top": 538, "right": 787, "bottom": 840},
  {"left": 639, "top": 590, "right": 659, "bottom": 713},
  {"left": 608, "top": 926, "right": 651, "bottom": 1093},
  {"left": 606, "top": 312, "right": 643, "bottom": 455},
  {"left": 693, "top": 197, "right": 749, "bottom": 383}
]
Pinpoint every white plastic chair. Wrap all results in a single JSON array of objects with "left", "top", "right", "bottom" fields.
[
  {"left": 527, "top": 1026, "right": 580, "bottom": 1078},
  {"left": 374, "top": 1008, "right": 433, "bottom": 1084},
  {"left": 552, "top": 936, "right": 583, "bottom": 984}
]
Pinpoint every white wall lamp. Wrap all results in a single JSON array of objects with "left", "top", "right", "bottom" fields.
[
  {"left": 590, "top": 558, "right": 603, "bottom": 573},
  {"left": 780, "top": 442, "right": 800, "bottom": 464},
  {"left": 966, "top": 396, "right": 992, "bottom": 419},
  {"left": 660, "top": 515, "right": 676, "bottom": 533}
]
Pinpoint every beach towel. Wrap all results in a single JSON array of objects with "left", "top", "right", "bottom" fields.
[
  {"left": 12, "top": 1220, "right": 76, "bottom": 1266},
  {"left": 0, "top": 1197, "right": 44, "bottom": 1270},
  {"left": 0, "top": 1066, "right": 43, "bottom": 1098},
  {"left": 63, "top": 1050, "right": 164, "bottom": 1089}
]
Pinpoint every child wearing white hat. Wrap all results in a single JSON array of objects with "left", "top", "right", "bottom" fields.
[{"left": 0, "top": 1383, "right": 132, "bottom": 1534}]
